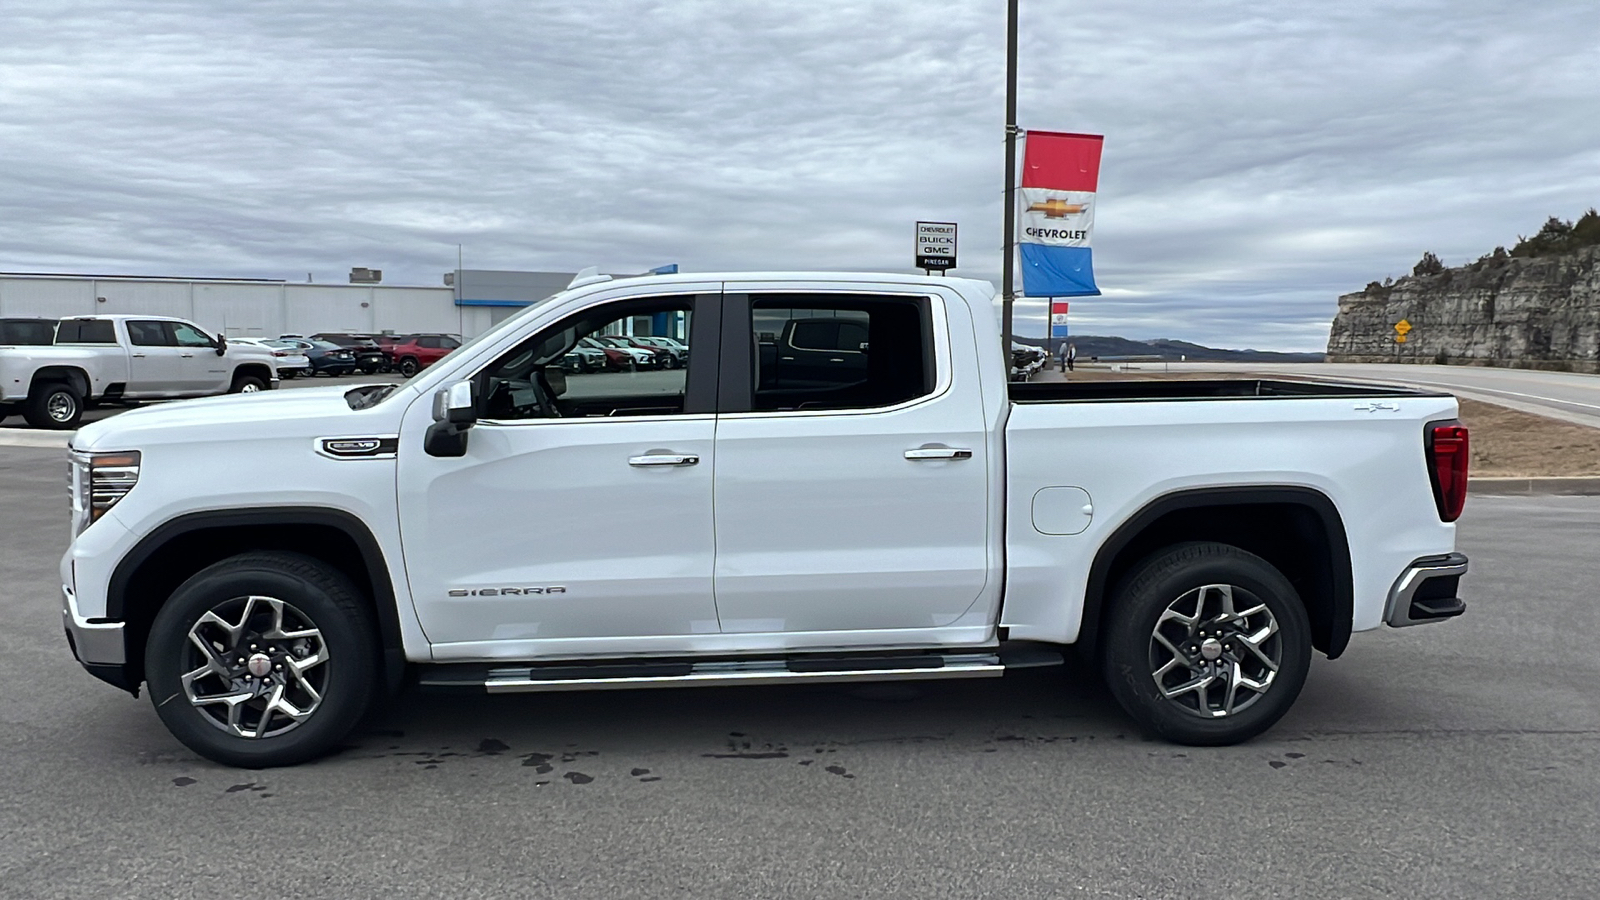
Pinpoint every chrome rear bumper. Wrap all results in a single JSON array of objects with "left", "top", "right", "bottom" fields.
[{"left": 1384, "top": 553, "right": 1469, "bottom": 627}]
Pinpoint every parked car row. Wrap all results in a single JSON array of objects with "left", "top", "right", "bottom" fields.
[{"left": 557, "top": 335, "right": 689, "bottom": 374}]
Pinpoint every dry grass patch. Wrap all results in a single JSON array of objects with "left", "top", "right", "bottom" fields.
[{"left": 1457, "top": 398, "right": 1600, "bottom": 477}]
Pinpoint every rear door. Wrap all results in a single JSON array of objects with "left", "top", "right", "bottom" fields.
[
  {"left": 709, "top": 284, "right": 994, "bottom": 637},
  {"left": 125, "top": 319, "right": 185, "bottom": 394}
]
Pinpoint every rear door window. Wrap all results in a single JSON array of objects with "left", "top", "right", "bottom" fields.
[{"left": 746, "top": 295, "right": 933, "bottom": 412}]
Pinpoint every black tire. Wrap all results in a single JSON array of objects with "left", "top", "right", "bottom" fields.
[
  {"left": 144, "top": 551, "right": 378, "bottom": 768},
  {"left": 398, "top": 357, "right": 419, "bottom": 377},
  {"left": 230, "top": 373, "right": 268, "bottom": 394},
  {"left": 24, "top": 381, "right": 84, "bottom": 429},
  {"left": 280, "top": 369, "right": 297, "bottom": 380},
  {"left": 1101, "top": 542, "right": 1311, "bottom": 746}
]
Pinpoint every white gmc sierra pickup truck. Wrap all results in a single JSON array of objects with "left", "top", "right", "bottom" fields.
[
  {"left": 1, "top": 315, "right": 278, "bottom": 429},
  {"left": 59, "top": 272, "right": 1471, "bottom": 767}
]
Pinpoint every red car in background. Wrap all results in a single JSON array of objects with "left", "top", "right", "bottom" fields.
[{"left": 390, "top": 333, "right": 462, "bottom": 377}]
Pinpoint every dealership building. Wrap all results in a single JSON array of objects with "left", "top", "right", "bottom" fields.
[{"left": 0, "top": 268, "right": 613, "bottom": 340}]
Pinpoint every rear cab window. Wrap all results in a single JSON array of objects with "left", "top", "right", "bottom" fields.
[{"left": 55, "top": 319, "right": 117, "bottom": 344}]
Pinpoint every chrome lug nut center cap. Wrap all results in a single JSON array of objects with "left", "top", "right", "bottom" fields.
[
  {"left": 246, "top": 652, "right": 273, "bottom": 678},
  {"left": 1199, "top": 638, "right": 1223, "bottom": 661}
]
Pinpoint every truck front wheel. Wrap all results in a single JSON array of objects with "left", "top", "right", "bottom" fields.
[
  {"left": 144, "top": 552, "right": 378, "bottom": 768},
  {"left": 1101, "top": 542, "right": 1311, "bottom": 746},
  {"left": 24, "top": 381, "right": 84, "bottom": 429}
]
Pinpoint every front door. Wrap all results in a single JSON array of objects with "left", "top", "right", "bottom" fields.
[
  {"left": 711, "top": 289, "right": 994, "bottom": 636},
  {"left": 169, "top": 320, "right": 230, "bottom": 393},
  {"left": 397, "top": 291, "right": 723, "bottom": 656}
]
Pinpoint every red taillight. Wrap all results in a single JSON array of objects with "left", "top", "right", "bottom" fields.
[
  {"left": 1428, "top": 422, "right": 1470, "bottom": 522},
  {"left": 272, "top": 349, "right": 288, "bottom": 356}
]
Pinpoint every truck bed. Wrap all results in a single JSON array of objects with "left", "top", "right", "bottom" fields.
[{"left": 1009, "top": 378, "right": 1449, "bottom": 404}]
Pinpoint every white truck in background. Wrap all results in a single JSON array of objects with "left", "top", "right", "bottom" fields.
[
  {"left": 58, "top": 271, "right": 1471, "bottom": 767},
  {"left": 0, "top": 315, "right": 278, "bottom": 429}
]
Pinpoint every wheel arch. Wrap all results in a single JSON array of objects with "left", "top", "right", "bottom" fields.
[
  {"left": 30, "top": 366, "right": 92, "bottom": 399},
  {"left": 1080, "top": 487, "right": 1354, "bottom": 661},
  {"left": 106, "top": 507, "right": 406, "bottom": 694},
  {"left": 231, "top": 362, "right": 274, "bottom": 386}
]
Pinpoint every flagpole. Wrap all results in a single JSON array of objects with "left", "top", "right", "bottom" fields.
[{"left": 1000, "top": 0, "right": 1019, "bottom": 366}]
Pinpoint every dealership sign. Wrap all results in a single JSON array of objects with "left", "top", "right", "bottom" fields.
[{"left": 916, "top": 221, "right": 957, "bottom": 271}]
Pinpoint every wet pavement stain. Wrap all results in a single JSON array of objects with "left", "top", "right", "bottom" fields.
[
  {"left": 225, "top": 782, "right": 268, "bottom": 793},
  {"left": 521, "top": 752, "right": 555, "bottom": 774},
  {"left": 563, "top": 772, "right": 594, "bottom": 785},
  {"left": 630, "top": 768, "right": 650, "bottom": 777},
  {"left": 171, "top": 776, "right": 196, "bottom": 787},
  {"left": 478, "top": 739, "right": 510, "bottom": 755},
  {"left": 1269, "top": 760, "right": 1288, "bottom": 769},
  {"left": 823, "top": 765, "right": 854, "bottom": 779}
]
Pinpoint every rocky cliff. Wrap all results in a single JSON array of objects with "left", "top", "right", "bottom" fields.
[{"left": 1325, "top": 245, "right": 1600, "bottom": 372}]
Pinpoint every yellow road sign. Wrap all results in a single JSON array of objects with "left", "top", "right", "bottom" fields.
[
  {"left": 1394, "top": 319, "right": 1412, "bottom": 336},
  {"left": 1396, "top": 334, "right": 1408, "bottom": 343}
]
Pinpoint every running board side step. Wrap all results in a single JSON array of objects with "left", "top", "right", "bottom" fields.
[{"left": 419, "top": 647, "right": 1062, "bottom": 695}]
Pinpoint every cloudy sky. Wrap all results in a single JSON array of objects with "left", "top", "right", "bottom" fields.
[{"left": 2, "top": 1, "right": 1597, "bottom": 350}]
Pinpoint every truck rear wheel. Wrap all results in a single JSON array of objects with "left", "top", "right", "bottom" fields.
[
  {"left": 144, "top": 551, "right": 377, "bottom": 768},
  {"left": 24, "top": 381, "right": 84, "bottom": 429},
  {"left": 1101, "top": 542, "right": 1311, "bottom": 746}
]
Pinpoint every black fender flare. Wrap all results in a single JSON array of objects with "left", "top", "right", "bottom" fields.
[
  {"left": 1077, "top": 486, "right": 1354, "bottom": 660},
  {"left": 106, "top": 506, "right": 406, "bottom": 689}
]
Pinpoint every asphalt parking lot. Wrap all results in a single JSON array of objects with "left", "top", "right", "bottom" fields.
[{"left": 1, "top": 448, "right": 1596, "bottom": 899}]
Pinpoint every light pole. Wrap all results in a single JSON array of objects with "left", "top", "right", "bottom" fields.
[{"left": 1000, "top": 0, "right": 1020, "bottom": 362}]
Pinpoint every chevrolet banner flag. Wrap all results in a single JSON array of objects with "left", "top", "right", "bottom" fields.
[{"left": 1018, "top": 131, "right": 1103, "bottom": 297}]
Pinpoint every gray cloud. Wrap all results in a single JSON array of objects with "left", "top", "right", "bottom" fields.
[{"left": 1, "top": 0, "right": 1595, "bottom": 350}]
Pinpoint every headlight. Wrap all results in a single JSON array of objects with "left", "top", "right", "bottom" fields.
[{"left": 69, "top": 449, "right": 140, "bottom": 536}]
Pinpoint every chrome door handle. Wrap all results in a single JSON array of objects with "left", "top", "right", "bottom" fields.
[
  {"left": 629, "top": 453, "right": 699, "bottom": 467},
  {"left": 130, "top": 353, "right": 146, "bottom": 358},
  {"left": 904, "top": 447, "right": 973, "bottom": 460}
]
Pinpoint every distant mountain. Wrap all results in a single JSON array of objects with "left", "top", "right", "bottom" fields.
[{"left": 1012, "top": 334, "right": 1324, "bottom": 362}]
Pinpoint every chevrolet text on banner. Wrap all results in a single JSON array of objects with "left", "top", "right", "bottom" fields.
[{"left": 1018, "top": 131, "right": 1103, "bottom": 297}]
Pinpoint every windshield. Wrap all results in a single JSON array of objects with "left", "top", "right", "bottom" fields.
[{"left": 310, "top": 340, "right": 343, "bottom": 350}]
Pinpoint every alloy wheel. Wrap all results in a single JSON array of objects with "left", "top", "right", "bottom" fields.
[
  {"left": 180, "top": 595, "right": 330, "bottom": 739},
  {"left": 1149, "top": 583, "right": 1281, "bottom": 718}
]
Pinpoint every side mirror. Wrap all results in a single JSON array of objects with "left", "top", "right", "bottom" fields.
[
  {"left": 431, "top": 380, "right": 477, "bottom": 425},
  {"left": 425, "top": 381, "right": 477, "bottom": 457},
  {"left": 215, "top": 334, "right": 228, "bottom": 356}
]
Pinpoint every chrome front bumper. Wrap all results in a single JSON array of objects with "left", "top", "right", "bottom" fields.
[
  {"left": 1384, "top": 553, "right": 1469, "bottom": 627},
  {"left": 61, "top": 584, "right": 125, "bottom": 666}
]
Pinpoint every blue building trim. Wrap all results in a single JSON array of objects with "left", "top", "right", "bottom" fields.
[{"left": 455, "top": 298, "right": 532, "bottom": 307}]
